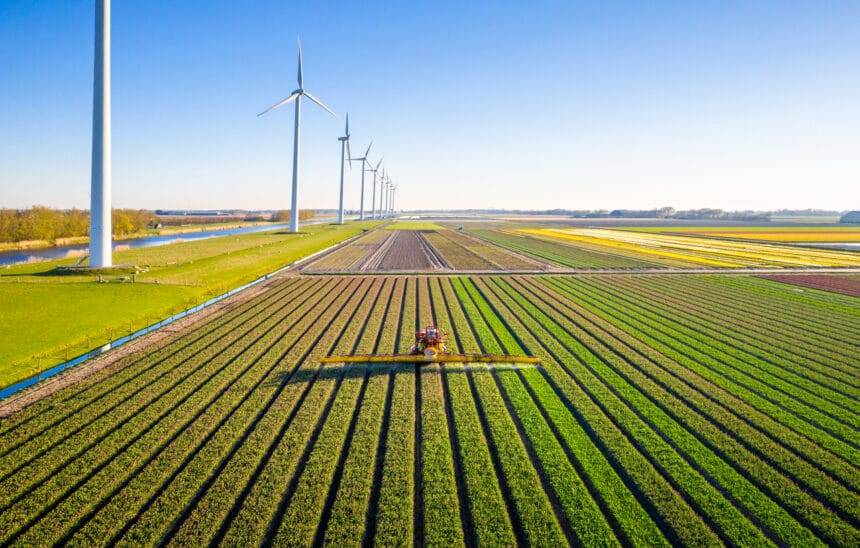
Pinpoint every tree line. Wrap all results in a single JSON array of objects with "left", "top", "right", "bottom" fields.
[
  {"left": 0, "top": 207, "right": 156, "bottom": 244},
  {"left": 274, "top": 210, "right": 316, "bottom": 223}
]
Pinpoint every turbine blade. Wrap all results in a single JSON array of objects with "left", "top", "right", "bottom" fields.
[
  {"left": 346, "top": 140, "right": 352, "bottom": 165},
  {"left": 303, "top": 91, "right": 335, "bottom": 116},
  {"left": 365, "top": 141, "right": 372, "bottom": 157},
  {"left": 375, "top": 158, "right": 383, "bottom": 170},
  {"left": 297, "top": 36, "right": 303, "bottom": 88},
  {"left": 257, "top": 91, "right": 300, "bottom": 116},
  {"left": 345, "top": 113, "right": 349, "bottom": 136}
]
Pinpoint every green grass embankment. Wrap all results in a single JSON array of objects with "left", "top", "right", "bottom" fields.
[{"left": 0, "top": 221, "right": 379, "bottom": 387}]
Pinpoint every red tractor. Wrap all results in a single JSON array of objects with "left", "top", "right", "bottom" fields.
[
  {"left": 410, "top": 325, "right": 447, "bottom": 357},
  {"left": 322, "top": 324, "right": 539, "bottom": 365}
]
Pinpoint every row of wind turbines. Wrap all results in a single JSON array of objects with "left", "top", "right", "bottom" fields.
[
  {"left": 257, "top": 39, "right": 398, "bottom": 232},
  {"left": 87, "top": 0, "right": 396, "bottom": 268}
]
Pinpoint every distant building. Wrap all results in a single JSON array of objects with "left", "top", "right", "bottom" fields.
[{"left": 840, "top": 211, "right": 860, "bottom": 223}]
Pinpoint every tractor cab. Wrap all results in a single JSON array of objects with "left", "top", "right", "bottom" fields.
[{"left": 411, "top": 325, "right": 447, "bottom": 356}]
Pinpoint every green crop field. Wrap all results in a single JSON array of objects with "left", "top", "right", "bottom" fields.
[
  {"left": 0, "top": 222, "right": 379, "bottom": 387},
  {"left": 1, "top": 272, "right": 856, "bottom": 546},
  {"left": 384, "top": 220, "right": 446, "bottom": 231}
]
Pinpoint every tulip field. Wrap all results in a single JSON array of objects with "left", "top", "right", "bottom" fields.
[
  {"left": 516, "top": 227, "right": 860, "bottom": 267},
  {"left": 1, "top": 270, "right": 857, "bottom": 546},
  {"left": 304, "top": 227, "right": 550, "bottom": 272}
]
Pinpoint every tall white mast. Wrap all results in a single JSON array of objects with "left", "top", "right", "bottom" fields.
[
  {"left": 290, "top": 92, "right": 301, "bottom": 232},
  {"left": 258, "top": 37, "right": 334, "bottom": 233},
  {"left": 371, "top": 169, "right": 377, "bottom": 220},
  {"left": 337, "top": 114, "right": 350, "bottom": 225},
  {"left": 89, "top": 0, "right": 112, "bottom": 268},
  {"left": 350, "top": 142, "right": 372, "bottom": 221}
]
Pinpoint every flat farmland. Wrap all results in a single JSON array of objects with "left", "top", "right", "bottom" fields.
[
  {"left": 1, "top": 273, "right": 857, "bottom": 546},
  {"left": 623, "top": 225, "right": 860, "bottom": 243},
  {"left": 467, "top": 228, "right": 665, "bottom": 269},
  {"left": 758, "top": 274, "right": 860, "bottom": 297},
  {"left": 517, "top": 227, "right": 860, "bottom": 268},
  {"left": 304, "top": 227, "right": 550, "bottom": 272}
]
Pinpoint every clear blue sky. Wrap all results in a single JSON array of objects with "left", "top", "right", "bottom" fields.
[{"left": 1, "top": 1, "right": 858, "bottom": 211}]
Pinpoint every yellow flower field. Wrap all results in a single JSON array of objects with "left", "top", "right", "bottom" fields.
[
  {"left": 623, "top": 226, "right": 860, "bottom": 243},
  {"left": 518, "top": 228, "right": 860, "bottom": 268}
]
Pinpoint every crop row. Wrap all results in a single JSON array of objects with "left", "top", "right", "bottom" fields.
[
  {"left": 469, "top": 228, "right": 662, "bottom": 268},
  {"left": 0, "top": 277, "right": 314, "bottom": 444},
  {"left": 424, "top": 232, "right": 497, "bottom": 270},
  {"left": 0, "top": 277, "right": 336, "bottom": 529},
  {"left": 573, "top": 277, "right": 858, "bottom": 411},
  {"left": 0, "top": 278, "right": 322, "bottom": 480},
  {"left": 596, "top": 276, "right": 858, "bottom": 396},
  {"left": 444, "top": 229, "right": 544, "bottom": 270},
  {"left": 511, "top": 277, "right": 857, "bottom": 540},
  {"left": 624, "top": 275, "right": 859, "bottom": 371},
  {"left": 523, "top": 227, "right": 860, "bottom": 267},
  {"left": 1, "top": 277, "right": 359, "bottom": 545},
  {"left": 1, "top": 273, "right": 855, "bottom": 546},
  {"left": 526, "top": 278, "right": 860, "bottom": 495},
  {"left": 651, "top": 275, "right": 860, "bottom": 351},
  {"left": 543, "top": 276, "right": 860, "bottom": 458},
  {"left": 539, "top": 277, "right": 860, "bottom": 485}
]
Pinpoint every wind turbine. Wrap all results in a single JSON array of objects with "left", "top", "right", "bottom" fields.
[
  {"left": 90, "top": 0, "right": 112, "bottom": 268},
  {"left": 382, "top": 177, "right": 390, "bottom": 218},
  {"left": 337, "top": 114, "right": 351, "bottom": 224},
  {"left": 350, "top": 142, "right": 372, "bottom": 220},
  {"left": 386, "top": 180, "right": 393, "bottom": 217},
  {"left": 379, "top": 168, "right": 388, "bottom": 218},
  {"left": 367, "top": 159, "right": 383, "bottom": 219},
  {"left": 258, "top": 37, "right": 335, "bottom": 233},
  {"left": 390, "top": 183, "right": 397, "bottom": 218}
]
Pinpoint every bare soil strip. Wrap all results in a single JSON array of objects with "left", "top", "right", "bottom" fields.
[
  {"left": 416, "top": 232, "right": 451, "bottom": 270},
  {"left": 359, "top": 232, "right": 397, "bottom": 271},
  {"left": 376, "top": 232, "right": 435, "bottom": 271}
]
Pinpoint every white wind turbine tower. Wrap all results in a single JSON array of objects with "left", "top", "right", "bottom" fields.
[
  {"left": 382, "top": 177, "right": 391, "bottom": 217},
  {"left": 378, "top": 167, "right": 388, "bottom": 218},
  {"left": 381, "top": 178, "right": 387, "bottom": 218},
  {"left": 350, "top": 142, "right": 372, "bottom": 220},
  {"left": 90, "top": 0, "right": 112, "bottom": 268},
  {"left": 259, "top": 37, "right": 335, "bottom": 233},
  {"left": 337, "top": 114, "right": 351, "bottom": 224},
  {"left": 367, "top": 159, "right": 383, "bottom": 219},
  {"left": 386, "top": 179, "right": 393, "bottom": 217}
]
